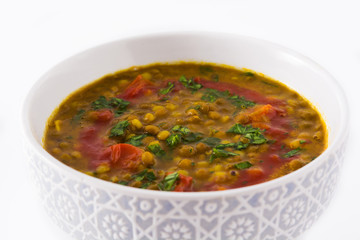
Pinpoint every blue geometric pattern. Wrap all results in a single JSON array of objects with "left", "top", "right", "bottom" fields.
[{"left": 25, "top": 138, "right": 347, "bottom": 240}]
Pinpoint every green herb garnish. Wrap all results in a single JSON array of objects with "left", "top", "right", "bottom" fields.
[
  {"left": 228, "top": 95, "right": 255, "bottom": 109},
  {"left": 179, "top": 76, "right": 202, "bottom": 92},
  {"left": 283, "top": 148, "right": 302, "bottom": 158},
  {"left": 227, "top": 124, "right": 267, "bottom": 145},
  {"left": 201, "top": 137, "right": 221, "bottom": 147},
  {"left": 215, "top": 142, "right": 249, "bottom": 150},
  {"left": 182, "top": 132, "right": 203, "bottom": 143},
  {"left": 158, "top": 172, "right": 179, "bottom": 191},
  {"left": 201, "top": 88, "right": 230, "bottom": 103},
  {"left": 71, "top": 109, "right": 85, "bottom": 123},
  {"left": 159, "top": 82, "right": 175, "bottom": 95},
  {"left": 210, "top": 148, "right": 238, "bottom": 163},
  {"left": 131, "top": 169, "right": 156, "bottom": 182},
  {"left": 234, "top": 161, "right": 253, "bottom": 170},
  {"left": 127, "top": 134, "right": 147, "bottom": 146},
  {"left": 172, "top": 125, "right": 191, "bottom": 135},
  {"left": 166, "top": 133, "right": 182, "bottom": 148},
  {"left": 148, "top": 143, "right": 166, "bottom": 157},
  {"left": 109, "top": 120, "right": 129, "bottom": 137},
  {"left": 201, "top": 88, "right": 255, "bottom": 109},
  {"left": 91, "top": 96, "right": 130, "bottom": 116},
  {"left": 117, "top": 180, "right": 129, "bottom": 185}
]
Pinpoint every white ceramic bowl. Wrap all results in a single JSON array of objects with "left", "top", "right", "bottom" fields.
[{"left": 22, "top": 32, "right": 349, "bottom": 240}]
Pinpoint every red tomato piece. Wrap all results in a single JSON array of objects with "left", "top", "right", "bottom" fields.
[
  {"left": 95, "top": 109, "right": 114, "bottom": 123},
  {"left": 119, "top": 75, "right": 154, "bottom": 100},
  {"left": 108, "top": 143, "right": 143, "bottom": 171},
  {"left": 174, "top": 174, "right": 193, "bottom": 192}
]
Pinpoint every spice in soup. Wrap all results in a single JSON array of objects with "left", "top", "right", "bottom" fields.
[{"left": 43, "top": 63, "right": 327, "bottom": 191}]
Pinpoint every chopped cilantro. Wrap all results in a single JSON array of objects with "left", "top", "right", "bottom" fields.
[
  {"left": 148, "top": 143, "right": 166, "bottom": 157},
  {"left": 228, "top": 95, "right": 255, "bottom": 109},
  {"left": 117, "top": 180, "right": 129, "bottom": 186},
  {"left": 172, "top": 125, "right": 191, "bottom": 135},
  {"left": 158, "top": 172, "right": 179, "bottom": 191},
  {"left": 169, "top": 125, "right": 203, "bottom": 145},
  {"left": 201, "top": 137, "right": 221, "bottom": 147},
  {"left": 179, "top": 76, "right": 202, "bottom": 92},
  {"left": 283, "top": 148, "right": 302, "bottom": 158},
  {"left": 71, "top": 109, "right": 85, "bottom": 123},
  {"left": 201, "top": 88, "right": 230, "bottom": 102},
  {"left": 201, "top": 88, "right": 255, "bottom": 109},
  {"left": 131, "top": 169, "right": 156, "bottom": 182},
  {"left": 127, "top": 134, "right": 147, "bottom": 146},
  {"left": 166, "top": 133, "right": 182, "bottom": 148},
  {"left": 182, "top": 132, "right": 203, "bottom": 143},
  {"left": 210, "top": 148, "right": 238, "bottom": 163},
  {"left": 91, "top": 96, "right": 130, "bottom": 116},
  {"left": 227, "top": 124, "right": 267, "bottom": 145},
  {"left": 159, "top": 82, "right": 175, "bottom": 95},
  {"left": 234, "top": 161, "right": 253, "bottom": 170},
  {"left": 215, "top": 142, "right": 249, "bottom": 150},
  {"left": 109, "top": 120, "right": 129, "bottom": 137}
]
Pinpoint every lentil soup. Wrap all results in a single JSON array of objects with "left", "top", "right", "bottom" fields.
[{"left": 43, "top": 63, "right": 327, "bottom": 192}]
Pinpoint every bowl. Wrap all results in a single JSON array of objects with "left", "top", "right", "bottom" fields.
[{"left": 22, "top": 32, "right": 349, "bottom": 240}]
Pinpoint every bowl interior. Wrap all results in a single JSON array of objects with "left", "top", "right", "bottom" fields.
[{"left": 25, "top": 32, "right": 346, "bottom": 165}]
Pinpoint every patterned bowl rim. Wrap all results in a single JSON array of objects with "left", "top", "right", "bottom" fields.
[{"left": 21, "top": 31, "right": 350, "bottom": 200}]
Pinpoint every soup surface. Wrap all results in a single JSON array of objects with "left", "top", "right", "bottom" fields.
[{"left": 44, "top": 63, "right": 327, "bottom": 191}]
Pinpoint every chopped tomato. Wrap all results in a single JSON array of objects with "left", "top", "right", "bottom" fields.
[
  {"left": 249, "top": 104, "right": 276, "bottom": 122},
  {"left": 95, "top": 109, "right": 114, "bottom": 123},
  {"left": 246, "top": 168, "right": 265, "bottom": 181},
  {"left": 174, "top": 174, "right": 193, "bottom": 192},
  {"left": 108, "top": 143, "right": 143, "bottom": 171},
  {"left": 118, "top": 75, "right": 154, "bottom": 100}
]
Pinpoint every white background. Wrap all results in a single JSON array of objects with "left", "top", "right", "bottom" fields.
[{"left": 1, "top": 0, "right": 359, "bottom": 239}]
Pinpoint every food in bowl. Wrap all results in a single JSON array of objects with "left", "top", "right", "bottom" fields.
[{"left": 43, "top": 62, "right": 327, "bottom": 191}]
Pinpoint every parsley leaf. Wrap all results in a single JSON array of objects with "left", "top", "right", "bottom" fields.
[
  {"left": 170, "top": 125, "right": 203, "bottom": 144},
  {"left": 234, "top": 161, "right": 253, "bottom": 170},
  {"left": 109, "top": 120, "right": 129, "bottom": 137},
  {"left": 228, "top": 95, "right": 255, "bottom": 109},
  {"left": 166, "top": 133, "right": 182, "bottom": 148},
  {"left": 158, "top": 172, "right": 179, "bottom": 191},
  {"left": 201, "top": 137, "right": 221, "bottom": 147},
  {"left": 227, "top": 124, "right": 267, "bottom": 144},
  {"left": 148, "top": 143, "right": 166, "bottom": 157},
  {"left": 159, "top": 82, "right": 175, "bottom": 95},
  {"left": 179, "top": 76, "right": 202, "bottom": 92},
  {"left": 172, "top": 125, "right": 191, "bottom": 135},
  {"left": 182, "top": 132, "right": 203, "bottom": 143},
  {"left": 201, "top": 89, "right": 255, "bottom": 109},
  {"left": 127, "top": 134, "right": 147, "bottom": 146},
  {"left": 210, "top": 148, "right": 238, "bottom": 163},
  {"left": 91, "top": 96, "right": 130, "bottom": 116},
  {"left": 131, "top": 169, "right": 156, "bottom": 182},
  {"left": 283, "top": 148, "right": 302, "bottom": 158},
  {"left": 201, "top": 88, "right": 230, "bottom": 102}
]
